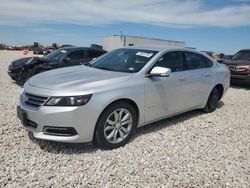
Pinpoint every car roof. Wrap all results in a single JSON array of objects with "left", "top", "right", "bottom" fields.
[
  {"left": 122, "top": 45, "right": 181, "bottom": 52},
  {"left": 61, "top": 46, "right": 106, "bottom": 52},
  {"left": 239, "top": 49, "right": 250, "bottom": 52},
  {"left": 121, "top": 45, "right": 209, "bottom": 56}
]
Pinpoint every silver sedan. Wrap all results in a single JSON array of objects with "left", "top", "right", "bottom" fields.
[{"left": 17, "top": 46, "right": 230, "bottom": 149}]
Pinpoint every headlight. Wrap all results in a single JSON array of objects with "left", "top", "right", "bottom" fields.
[
  {"left": 25, "top": 58, "right": 34, "bottom": 65},
  {"left": 45, "top": 94, "right": 92, "bottom": 106}
]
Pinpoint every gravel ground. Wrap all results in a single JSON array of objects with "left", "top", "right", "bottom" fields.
[{"left": 0, "top": 50, "right": 249, "bottom": 187}]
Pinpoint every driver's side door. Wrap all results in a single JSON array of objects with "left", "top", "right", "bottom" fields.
[
  {"left": 59, "top": 50, "right": 85, "bottom": 68},
  {"left": 144, "top": 51, "right": 190, "bottom": 122}
]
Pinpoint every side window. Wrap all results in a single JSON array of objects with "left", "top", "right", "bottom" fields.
[
  {"left": 153, "top": 51, "right": 184, "bottom": 72},
  {"left": 183, "top": 52, "right": 213, "bottom": 70},
  {"left": 87, "top": 50, "right": 103, "bottom": 58},
  {"left": 67, "top": 50, "right": 85, "bottom": 60}
]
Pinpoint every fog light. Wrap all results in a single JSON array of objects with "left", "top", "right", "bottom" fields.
[{"left": 43, "top": 126, "right": 77, "bottom": 136}]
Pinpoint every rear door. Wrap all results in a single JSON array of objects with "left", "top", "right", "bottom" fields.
[{"left": 181, "top": 51, "right": 215, "bottom": 107}]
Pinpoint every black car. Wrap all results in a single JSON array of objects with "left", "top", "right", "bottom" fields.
[
  {"left": 33, "top": 47, "right": 44, "bottom": 55},
  {"left": 8, "top": 47, "right": 107, "bottom": 85},
  {"left": 43, "top": 47, "right": 57, "bottom": 55}
]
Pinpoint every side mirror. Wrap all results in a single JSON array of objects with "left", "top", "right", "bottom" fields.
[
  {"left": 147, "top": 66, "right": 171, "bottom": 77},
  {"left": 63, "top": 57, "right": 71, "bottom": 63}
]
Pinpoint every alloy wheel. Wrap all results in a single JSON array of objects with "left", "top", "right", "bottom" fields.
[{"left": 104, "top": 108, "right": 132, "bottom": 144}]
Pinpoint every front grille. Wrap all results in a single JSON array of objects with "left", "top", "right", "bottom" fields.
[
  {"left": 229, "top": 65, "right": 249, "bottom": 72},
  {"left": 23, "top": 92, "right": 48, "bottom": 107}
]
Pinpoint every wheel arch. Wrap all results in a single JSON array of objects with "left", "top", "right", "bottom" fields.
[
  {"left": 92, "top": 98, "right": 140, "bottom": 142},
  {"left": 214, "top": 83, "right": 224, "bottom": 100}
]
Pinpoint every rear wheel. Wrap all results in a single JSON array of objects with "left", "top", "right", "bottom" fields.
[
  {"left": 94, "top": 102, "right": 137, "bottom": 149},
  {"left": 203, "top": 88, "right": 220, "bottom": 113}
]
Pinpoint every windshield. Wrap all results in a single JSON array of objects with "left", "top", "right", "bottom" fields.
[
  {"left": 43, "top": 49, "right": 68, "bottom": 61},
  {"left": 232, "top": 51, "right": 250, "bottom": 61},
  {"left": 90, "top": 48, "right": 158, "bottom": 73}
]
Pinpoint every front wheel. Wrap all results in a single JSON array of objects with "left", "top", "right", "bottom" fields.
[
  {"left": 203, "top": 88, "right": 220, "bottom": 113},
  {"left": 94, "top": 102, "right": 137, "bottom": 149}
]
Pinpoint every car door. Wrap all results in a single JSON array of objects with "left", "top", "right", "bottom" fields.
[
  {"left": 63, "top": 50, "right": 85, "bottom": 67},
  {"left": 181, "top": 51, "right": 215, "bottom": 107},
  {"left": 144, "top": 51, "right": 190, "bottom": 122}
]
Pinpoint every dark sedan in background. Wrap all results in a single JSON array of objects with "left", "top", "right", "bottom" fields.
[
  {"left": 33, "top": 47, "right": 44, "bottom": 55},
  {"left": 8, "top": 47, "right": 106, "bottom": 85},
  {"left": 222, "top": 49, "right": 250, "bottom": 84}
]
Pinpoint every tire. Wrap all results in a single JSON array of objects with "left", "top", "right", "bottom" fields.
[
  {"left": 94, "top": 101, "right": 137, "bottom": 149},
  {"left": 203, "top": 88, "right": 220, "bottom": 113}
]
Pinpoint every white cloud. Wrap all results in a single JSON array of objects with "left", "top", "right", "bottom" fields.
[{"left": 0, "top": 0, "right": 250, "bottom": 27}]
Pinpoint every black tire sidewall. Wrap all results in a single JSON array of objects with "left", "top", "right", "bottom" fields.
[
  {"left": 95, "top": 102, "right": 137, "bottom": 149},
  {"left": 204, "top": 88, "right": 220, "bottom": 113}
]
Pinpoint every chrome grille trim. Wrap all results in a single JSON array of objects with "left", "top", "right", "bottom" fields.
[
  {"left": 229, "top": 65, "right": 249, "bottom": 72},
  {"left": 23, "top": 92, "right": 48, "bottom": 107}
]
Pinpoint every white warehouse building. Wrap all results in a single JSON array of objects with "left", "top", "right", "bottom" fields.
[{"left": 102, "top": 35, "right": 185, "bottom": 51}]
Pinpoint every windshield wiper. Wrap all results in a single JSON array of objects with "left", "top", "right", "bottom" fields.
[{"left": 97, "top": 67, "right": 113, "bottom": 71}]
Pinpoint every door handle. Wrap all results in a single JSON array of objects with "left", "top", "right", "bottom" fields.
[{"left": 204, "top": 73, "right": 211, "bottom": 77}]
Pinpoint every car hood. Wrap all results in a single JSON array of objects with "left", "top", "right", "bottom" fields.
[
  {"left": 28, "top": 65, "right": 132, "bottom": 91},
  {"left": 12, "top": 57, "right": 37, "bottom": 67},
  {"left": 223, "top": 59, "right": 250, "bottom": 65}
]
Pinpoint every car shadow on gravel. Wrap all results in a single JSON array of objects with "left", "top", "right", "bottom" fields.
[
  {"left": 133, "top": 110, "right": 207, "bottom": 141},
  {"left": 28, "top": 102, "right": 224, "bottom": 154},
  {"left": 28, "top": 132, "right": 99, "bottom": 154},
  {"left": 230, "top": 82, "right": 250, "bottom": 90},
  {"left": 133, "top": 101, "right": 224, "bottom": 141}
]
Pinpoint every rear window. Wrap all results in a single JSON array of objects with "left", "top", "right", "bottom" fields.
[{"left": 87, "top": 50, "right": 105, "bottom": 58}]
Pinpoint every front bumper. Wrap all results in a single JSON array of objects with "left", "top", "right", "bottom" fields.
[
  {"left": 231, "top": 74, "right": 250, "bottom": 83},
  {"left": 17, "top": 94, "right": 102, "bottom": 143},
  {"left": 8, "top": 69, "right": 18, "bottom": 80},
  {"left": 8, "top": 65, "right": 22, "bottom": 80}
]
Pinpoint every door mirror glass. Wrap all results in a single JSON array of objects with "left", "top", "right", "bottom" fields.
[{"left": 148, "top": 66, "right": 171, "bottom": 77}]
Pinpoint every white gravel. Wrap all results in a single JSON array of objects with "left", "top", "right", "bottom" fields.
[{"left": 0, "top": 50, "right": 249, "bottom": 187}]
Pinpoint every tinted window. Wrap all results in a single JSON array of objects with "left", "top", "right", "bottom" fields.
[
  {"left": 43, "top": 49, "right": 69, "bottom": 61},
  {"left": 152, "top": 51, "right": 184, "bottom": 72},
  {"left": 67, "top": 50, "right": 85, "bottom": 60},
  {"left": 87, "top": 50, "right": 104, "bottom": 58},
  {"left": 183, "top": 52, "right": 213, "bottom": 70}
]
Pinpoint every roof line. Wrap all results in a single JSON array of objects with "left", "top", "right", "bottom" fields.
[{"left": 106, "top": 34, "right": 185, "bottom": 44}]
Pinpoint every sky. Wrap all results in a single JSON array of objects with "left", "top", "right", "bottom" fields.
[{"left": 0, "top": 0, "right": 250, "bottom": 54}]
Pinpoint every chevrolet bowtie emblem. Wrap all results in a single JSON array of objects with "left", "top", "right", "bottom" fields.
[{"left": 23, "top": 94, "right": 29, "bottom": 101}]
